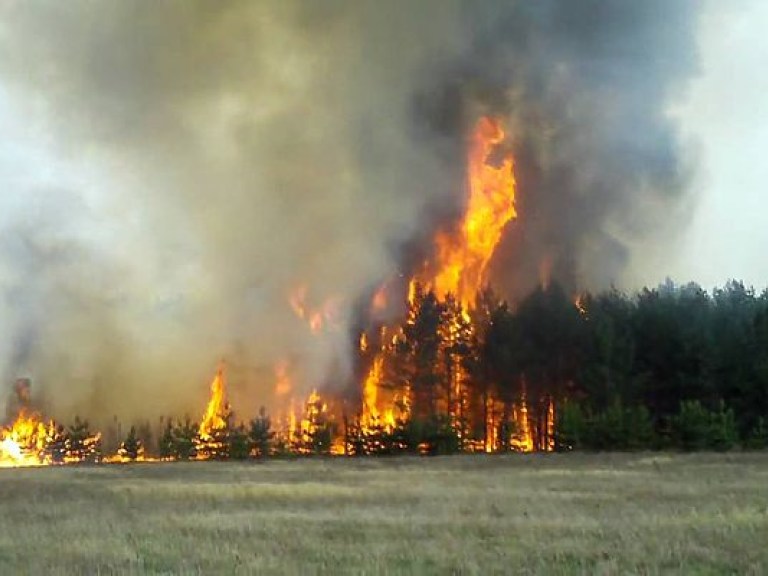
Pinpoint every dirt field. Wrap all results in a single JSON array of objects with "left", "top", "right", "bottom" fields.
[{"left": 0, "top": 453, "right": 766, "bottom": 575}]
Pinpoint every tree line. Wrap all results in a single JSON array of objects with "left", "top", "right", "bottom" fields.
[
  {"left": 126, "top": 278, "right": 768, "bottom": 458},
  {"left": 348, "top": 279, "right": 768, "bottom": 453},
  {"left": 13, "top": 278, "right": 768, "bottom": 462}
]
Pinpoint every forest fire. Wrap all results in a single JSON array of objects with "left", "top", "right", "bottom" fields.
[
  {"left": 0, "top": 402, "right": 101, "bottom": 467},
  {"left": 0, "top": 410, "right": 50, "bottom": 467},
  {"left": 195, "top": 366, "right": 230, "bottom": 460},
  {"left": 349, "top": 115, "right": 552, "bottom": 454},
  {"left": 0, "top": 115, "right": 556, "bottom": 466}
]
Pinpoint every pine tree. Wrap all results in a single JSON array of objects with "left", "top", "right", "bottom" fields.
[
  {"left": 136, "top": 421, "right": 154, "bottom": 457},
  {"left": 249, "top": 407, "right": 274, "bottom": 457},
  {"left": 228, "top": 423, "right": 250, "bottom": 460},
  {"left": 172, "top": 417, "right": 198, "bottom": 460},
  {"left": 196, "top": 407, "right": 232, "bottom": 460},
  {"left": 590, "top": 401, "right": 626, "bottom": 450},
  {"left": 440, "top": 294, "right": 474, "bottom": 448},
  {"left": 118, "top": 425, "right": 144, "bottom": 461},
  {"left": 159, "top": 419, "right": 175, "bottom": 460},
  {"left": 308, "top": 413, "right": 334, "bottom": 456},
  {"left": 624, "top": 405, "right": 656, "bottom": 450},
  {"left": 44, "top": 423, "right": 68, "bottom": 464},
  {"left": 672, "top": 401, "right": 711, "bottom": 451},
  {"left": 708, "top": 401, "right": 738, "bottom": 451},
  {"left": 65, "top": 417, "right": 102, "bottom": 463},
  {"left": 745, "top": 417, "right": 768, "bottom": 449},
  {"left": 397, "top": 285, "right": 445, "bottom": 421}
]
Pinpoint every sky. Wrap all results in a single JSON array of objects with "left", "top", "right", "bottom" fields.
[{"left": 666, "top": 0, "right": 768, "bottom": 290}]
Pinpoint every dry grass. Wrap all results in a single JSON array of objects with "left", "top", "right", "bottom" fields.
[{"left": 0, "top": 453, "right": 767, "bottom": 575}]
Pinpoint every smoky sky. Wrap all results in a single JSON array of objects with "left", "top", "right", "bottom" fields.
[{"left": 0, "top": 1, "right": 699, "bottom": 422}]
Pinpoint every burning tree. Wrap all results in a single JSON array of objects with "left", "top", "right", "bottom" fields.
[
  {"left": 293, "top": 391, "right": 336, "bottom": 455},
  {"left": 117, "top": 426, "right": 144, "bottom": 462},
  {"left": 64, "top": 417, "right": 102, "bottom": 464},
  {"left": 195, "top": 367, "right": 232, "bottom": 460}
]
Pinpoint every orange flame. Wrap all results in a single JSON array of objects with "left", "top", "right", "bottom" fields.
[
  {"left": 361, "top": 355, "right": 383, "bottom": 428},
  {"left": 428, "top": 116, "right": 517, "bottom": 309},
  {"left": 511, "top": 398, "right": 534, "bottom": 453},
  {"left": 0, "top": 410, "right": 49, "bottom": 467},
  {"left": 199, "top": 366, "right": 227, "bottom": 440},
  {"left": 545, "top": 397, "right": 556, "bottom": 452}
]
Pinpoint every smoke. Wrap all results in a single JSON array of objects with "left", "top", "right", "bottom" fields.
[
  {"left": 415, "top": 2, "right": 700, "bottom": 299},
  {"left": 0, "top": 1, "right": 699, "bottom": 421}
]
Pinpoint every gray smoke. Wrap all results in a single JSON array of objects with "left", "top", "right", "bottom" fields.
[{"left": 0, "top": 1, "right": 699, "bottom": 422}]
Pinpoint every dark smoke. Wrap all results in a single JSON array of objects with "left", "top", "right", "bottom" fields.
[
  {"left": 0, "top": 1, "right": 699, "bottom": 421},
  {"left": 413, "top": 1, "right": 699, "bottom": 299}
]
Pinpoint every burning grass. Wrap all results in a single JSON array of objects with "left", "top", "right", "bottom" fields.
[{"left": 0, "top": 453, "right": 766, "bottom": 574}]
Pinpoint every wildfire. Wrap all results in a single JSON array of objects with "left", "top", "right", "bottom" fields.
[
  {"left": 482, "top": 393, "right": 547, "bottom": 453},
  {"left": 511, "top": 399, "right": 534, "bottom": 453},
  {"left": 0, "top": 114, "right": 552, "bottom": 467},
  {"left": 428, "top": 116, "right": 517, "bottom": 309},
  {"left": 199, "top": 366, "right": 227, "bottom": 439},
  {"left": 359, "top": 326, "right": 405, "bottom": 438},
  {"left": 196, "top": 365, "right": 230, "bottom": 459},
  {"left": 291, "top": 389, "right": 344, "bottom": 455},
  {"left": 0, "top": 410, "right": 49, "bottom": 467},
  {"left": 350, "top": 115, "right": 554, "bottom": 454},
  {"left": 544, "top": 397, "right": 555, "bottom": 452},
  {"left": 361, "top": 355, "right": 383, "bottom": 428}
]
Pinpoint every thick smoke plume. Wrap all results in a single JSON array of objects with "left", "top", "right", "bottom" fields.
[{"left": 0, "top": 1, "right": 698, "bottom": 422}]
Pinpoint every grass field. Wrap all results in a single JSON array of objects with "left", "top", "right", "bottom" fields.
[{"left": 0, "top": 453, "right": 767, "bottom": 575}]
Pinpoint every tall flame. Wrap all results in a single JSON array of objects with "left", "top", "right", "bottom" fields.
[
  {"left": 357, "top": 116, "right": 533, "bottom": 452},
  {"left": 199, "top": 366, "right": 227, "bottom": 439},
  {"left": 361, "top": 355, "right": 383, "bottom": 428},
  {"left": 429, "top": 116, "right": 517, "bottom": 308}
]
